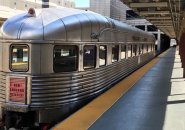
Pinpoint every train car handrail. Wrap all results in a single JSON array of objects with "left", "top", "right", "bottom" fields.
[{"left": 91, "top": 28, "right": 128, "bottom": 40}]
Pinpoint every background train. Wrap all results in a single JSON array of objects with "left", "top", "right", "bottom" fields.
[{"left": 0, "top": 7, "right": 155, "bottom": 129}]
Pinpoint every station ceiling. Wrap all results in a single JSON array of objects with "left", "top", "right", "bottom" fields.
[
  {"left": 122, "top": 0, "right": 185, "bottom": 39},
  {"left": 0, "top": 6, "right": 24, "bottom": 27},
  {"left": 0, "top": 18, "right": 6, "bottom": 27}
]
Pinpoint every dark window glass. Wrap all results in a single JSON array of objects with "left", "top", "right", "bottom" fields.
[
  {"left": 143, "top": 44, "right": 147, "bottom": 53},
  {"left": 147, "top": 25, "right": 158, "bottom": 31},
  {"left": 139, "top": 45, "right": 141, "bottom": 55},
  {"left": 11, "top": 45, "right": 29, "bottom": 71},
  {"left": 141, "top": 44, "right": 144, "bottom": 54},
  {"left": 146, "top": 45, "right": 149, "bottom": 52},
  {"left": 153, "top": 44, "right": 155, "bottom": 51},
  {"left": 126, "top": 10, "right": 143, "bottom": 20},
  {"left": 112, "top": 45, "right": 119, "bottom": 62},
  {"left": 148, "top": 44, "right": 151, "bottom": 52},
  {"left": 121, "top": 45, "right": 126, "bottom": 59},
  {"left": 137, "top": 45, "right": 140, "bottom": 55},
  {"left": 128, "top": 44, "right": 132, "bottom": 57},
  {"left": 151, "top": 44, "right": 153, "bottom": 51},
  {"left": 133, "top": 44, "right": 137, "bottom": 56},
  {"left": 99, "top": 45, "right": 107, "bottom": 66},
  {"left": 135, "top": 25, "right": 145, "bottom": 31},
  {"left": 84, "top": 45, "right": 96, "bottom": 69},
  {"left": 54, "top": 45, "right": 78, "bottom": 72}
]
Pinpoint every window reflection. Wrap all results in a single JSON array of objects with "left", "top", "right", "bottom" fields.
[
  {"left": 99, "top": 45, "right": 106, "bottom": 66},
  {"left": 112, "top": 45, "right": 119, "bottom": 62},
  {"left": 121, "top": 45, "right": 126, "bottom": 59},
  {"left": 133, "top": 44, "right": 137, "bottom": 56},
  {"left": 11, "top": 45, "right": 29, "bottom": 71},
  {"left": 128, "top": 44, "right": 132, "bottom": 58},
  {"left": 84, "top": 45, "right": 96, "bottom": 69},
  {"left": 54, "top": 45, "right": 78, "bottom": 72},
  {"left": 142, "top": 45, "right": 145, "bottom": 53}
]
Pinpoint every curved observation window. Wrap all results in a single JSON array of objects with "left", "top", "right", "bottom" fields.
[
  {"left": 53, "top": 45, "right": 78, "bottom": 72},
  {"left": 10, "top": 45, "right": 29, "bottom": 72}
]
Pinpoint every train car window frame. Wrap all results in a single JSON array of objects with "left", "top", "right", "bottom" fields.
[
  {"left": 99, "top": 45, "right": 107, "bottom": 66},
  {"left": 112, "top": 44, "right": 119, "bottom": 62},
  {"left": 53, "top": 45, "right": 79, "bottom": 72},
  {"left": 121, "top": 45, "right": 126, "bottom": 59},
  {"left": 83, "top": 45, "right": 97, "bottom": 70},
  {"left": 10, "top": 44, "right": 29, "bottom": 72}
]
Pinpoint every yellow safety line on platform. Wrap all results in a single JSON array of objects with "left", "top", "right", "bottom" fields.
[{"left": 52, "top": 50, "right": 169, "bottom": 130}]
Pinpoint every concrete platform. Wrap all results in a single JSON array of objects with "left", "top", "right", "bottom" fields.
[
  {"left": 89, "top": 47, "right": 185, "bottom": 130},
  {"left": 53, "top": 47, "right": 185, "bottom": 130}
]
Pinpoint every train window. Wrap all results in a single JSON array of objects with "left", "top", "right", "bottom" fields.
[
  {"left": 146, "top": 45, "right": 149, "bottom": 52},
  {"left": 99, "top": 45, "right": 107, "bottom": 66},
  {"left": 148, "top": 45, "right": 151, "bottom": 52},
  {"left": 112, "top": 45, "right": 119, "bottom": 62},
  {"left": 127, "top": 44, "right": 132, "bottom": 57},
  {"left": 133, "top": 45, "right": 137, "bottom": 56},
  {"left": 153, "top": 44, "right": 155, "bottom": 51},
  {"left": 137, "top": 45, "right": 139, "bottom": 55},
  {"left": 141, "top": 44, "right": 144, "bottom": 54},
  {"left": 143, "top": 44, "right": 147, "bottom": 53},
  {"left": 151, "top": 44, "right": 153, "bottom": 51},
  {"left": 138, "top": 45, "right": 141, "bottom": 55},
  {"left": 84, "top": 45, "right": 96, "bottom": 69},
  {"left": 121, "top": 45, "right": 126, "bottom": 59},
  {"left": 10, "top": 45, "right": 29, "bottom": 71},
  {"left": 53, "top": 45, "right": 78, "bottom": 72}
]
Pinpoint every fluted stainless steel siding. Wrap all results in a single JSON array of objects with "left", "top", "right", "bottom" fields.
[
  {"left": 140, "top": 52, "right": 155, "bottom": 64},
  {"left": 30, "top": 53, "right": 154, "bottom": 109},
  {"left": 0, "top": 72, "right": 6, "bottom": 103}
]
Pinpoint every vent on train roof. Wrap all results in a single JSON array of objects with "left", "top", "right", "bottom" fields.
[{"left": 27, "top": 8, "right": 36, "bottom": 17}]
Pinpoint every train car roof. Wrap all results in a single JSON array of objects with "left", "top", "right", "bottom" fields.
[{"left": 0, "top": 7, "right": 155, "bottom": 42}]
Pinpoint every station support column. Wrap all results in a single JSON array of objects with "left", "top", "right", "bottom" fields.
[{"left": 179, "top": 32, "right": 185, "bottom": 78}]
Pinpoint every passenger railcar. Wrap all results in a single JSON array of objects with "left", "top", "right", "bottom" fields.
[{"left": 0, "top": 7, "right": 155, "bottom": 129}]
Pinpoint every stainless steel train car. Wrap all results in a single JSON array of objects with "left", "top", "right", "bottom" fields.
[{"left": 0, "top": 7, "right": 155, "bottom": 129}]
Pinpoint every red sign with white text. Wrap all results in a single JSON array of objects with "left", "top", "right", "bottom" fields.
[{"left": 9, "top": 77, "right": 26, "bottom": 103}]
